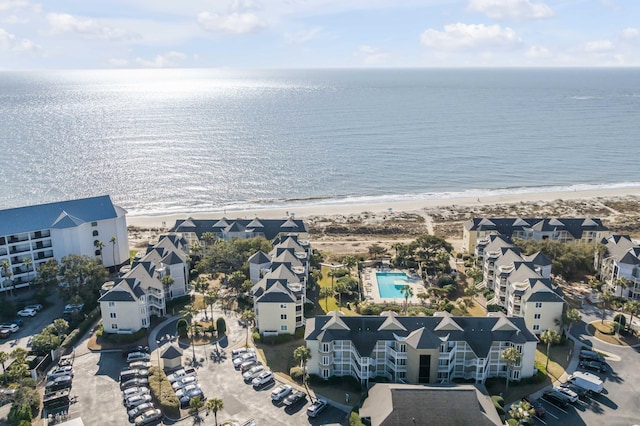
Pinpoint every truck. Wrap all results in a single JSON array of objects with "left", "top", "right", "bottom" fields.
[{"left": 567, "top": 371, "right": 604, "bottom": 394}]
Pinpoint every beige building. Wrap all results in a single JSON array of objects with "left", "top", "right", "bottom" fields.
[
  {"left": 463, "top": 217, "right": 608, "bottom": 254},
  {"left": 595, "top": 234, "right": 640, "bottom": 300},
  {"left": 305, "top": 311, "right": 537, "bottom": 386}
]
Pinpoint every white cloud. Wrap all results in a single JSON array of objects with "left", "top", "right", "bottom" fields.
[
  {"left": 420, "top": 23, "right": 522, "bottom": 51},
  {"left": 197, "top": 11, "right": 266, "bottom": 34},
  {"left": 354, "top": 44, "right": 389, "bottom": 64},
  {"left": 284, "top": 26, "right": 323, "bottom": 44},
  {"left": 584, "top": 40, "right": 614, "bottom": 52},
  {"left": 621, "top": 28, "right": 640, "bottom": 40},
  {"left": 0, "top": 26, "right": 39, "bottom": 51},
  {"left": 47, "top": 13, "right": 138, "bottom": 41},
  {"left": 2, "top": 15, "right": 30, "bottom": 24},
  {"left": 526, "top": 45, "right": 551, "bottom": 58},
  {"left": 467, "top": 0, "right": 553, "bottom": 21},
  {"left": 0, "top": 0, "right": 39, "bottom": 12},
  {"left": 135, "top": 51, "right": 186, "bottom": 67}
]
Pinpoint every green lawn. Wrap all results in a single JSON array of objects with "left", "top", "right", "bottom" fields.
[{"left": 316, "top": 266, "right": 359, "bottom": 316}]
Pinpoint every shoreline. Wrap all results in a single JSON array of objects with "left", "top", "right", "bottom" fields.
[{"left": 126, "top": 187, "right": 640, "bottom": 229}]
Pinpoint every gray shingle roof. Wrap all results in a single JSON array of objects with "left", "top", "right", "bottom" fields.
[
  {"left": 465, "top": 217, "right": 608, "bottom": 238},
  {"left": 0, "top": 195, "right": 119, "bottom": 236},
  {"left": 161, "top": 345, "right": 183, "bottom": 359},
  {"left": 170, "top": 218, "right": 308, "bottom": 241},
  {"left": 248, "top": 250, "right": 271, "bottom": 265}
]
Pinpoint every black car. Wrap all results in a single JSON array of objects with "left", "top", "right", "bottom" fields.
[
  {"left": 542, "top": 390, "right": 569, "bottom": 408},
  {"left": 579, "top": 349, "right": 605, "bottom": 363},
  {"left": 283, "top": 391, "right": 307, "bottom": 407},
  {"left": 579, "top": 360, "right": 607, "bottom": 373}
]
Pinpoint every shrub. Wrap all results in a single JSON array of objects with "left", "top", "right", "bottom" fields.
[
  {"left": 487, "top": 304, "right": 504, "bottom": 313},
  {"left": 614, "top": 314, "right": 626, "bottom": 327},
  {"left": 148, "top": 366, "right": 180, "bottom": 418},
  {"left": 289, "top": 366, "right": 303, "bottom": 381},
  {"left": 349, "top": 411, "right": 365, "bottom": 426},
  {"left": 8, "top": 400, "right": 31, "bottom": 426},
  {"left": 252, "top": 331, "right": 261, "bottom": 342},
  {"left": 437, "top": 275, "right": 455, "bottom": 287},
  {"left": 491, "top": 395, "right": 505, "bottom": 408},
  {"left": 0, "top": 300, "right": 17, "bottom": 321},
  {"left": 294, "top": 328, "right": 305, "bottom": 339},
  {"left": 176, "top": 319, "right": 188, "bottom": 337},
  {"left": 216, "top": 317, "right": 227, "bottom": 336}
]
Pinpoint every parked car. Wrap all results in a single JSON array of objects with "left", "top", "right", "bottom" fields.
[
  {"left": 128, "top": 361, "right": 152, "bottom": 370},
  {"left": 166, "top": 367, "right": 197, "bottom": 383},
  {"left": 172, "top": 376, "right": 197, "bottom": 390},
  {"left": 127, "top": 352, "right": 151, "bottom": 363},
  {"left": 283, "top": 391, "right": 307, "bottom": 407},
  {"left": 561, "top": 382, "right": 588, "bottom": 398},
  {"left": 125, "top": 394, "right": 153, "bottom": 409},
  {"left": 175, "top": 384, "right": 201, "bottom": 399},
  {"left": 127, "top": 402, "right": 155, "bottom": 420},
  {"left": 121, "top": 378, "right": 149, "bottom": 391},
  {"left": 307, "top": 399, "right": 328, "bottom": 418},
  {"left": 579, "top": 360, "right": 607, "bottom": 373},
  {"left": 242, "top": 365, "right": 265, "bottom": 382},
  {"left": 123, "top": 386, "right": 150, "bottom": 402},
  {"left": 178, "top": 385, "right": 204, "bottom": 406},
  {"left": 134, "top": 408, "right": 163, "bottom": 426},
  {"left": 47, "top": 366, "right": 74, "bottom": 379},
  {"left": 554, "top": 386, "right": 578, "bottom": 403},
  {"left": 521, "top": 397, "right": 546, "bottom": 418},
  {"left": 24, "top": 304, "right": 43, "bottom": 312},
  {"left": 64, "top": 303, "right": 84, "bottom": 311},
  {"left": 0, "top": 324, "right": 19, "bottom": 333},
  {"left": 271, "top": 384, "right": 293, "bottom": 402},
  {"left": 17, "top": 309, "right": 37, "bottom": 317},
  {"left": 232, "top": 347, "right": 255, "bottom": 358},
  {"left": 240, "top": 360, "right": 260, "bottom": 373},
  {"left": 120, "top": 369, "right": 149, "bottom": 382},
  {"left": 542, "top": 389, "right": 569, "bottom": 407},
  {"left": 123, "top": 345, "right": 150, "bottom": 358},
  {"left": 0, "top": 330, "right": 10, "bottom": 339},
  {"left": 252, "top": 371, "right": 274, "bottom": 388},
  {"left": 8, "top": 319, "right": 23, "bottom": 327},
  {"left": 45, "top": 376, "right": 73, "bottom": 392},
  {"left": 234, "top": 353, "right": 256, "bottom": 368},
  {"left": 579, "top": 349, "right": 605, "bottom": 363}
]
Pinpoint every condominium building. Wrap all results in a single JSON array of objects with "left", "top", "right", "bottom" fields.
[
  {"left": 99, "top": 234, "right": 189, "bottom": 334},
  {"left": 305, "top": 311, "right": 537, "bottom": 386},
  {"left": 478, "top": 234, "right": 564, "bottom": 334},
  {"left": 0, "top": 195, "right": 129, "bottom": 293},
  {"left": 463, "top": 217, "right": 608, "bottom": 253},
  {"left": 250, "top": 234, "right": 310, "bottom": 335},
  {"left": 595, "top": 234, "right": 640, "bottom": 300}
]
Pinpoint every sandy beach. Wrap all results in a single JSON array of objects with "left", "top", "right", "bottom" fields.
[{"left": 125, "top": 186, "right": 640, "bottom": 258}]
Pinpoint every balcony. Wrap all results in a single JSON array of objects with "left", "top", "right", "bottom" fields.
[
  {"left": 10, "top": 245, "right": 30, "bottom": 255},
  {"left": 35, "top": 251, "right": 54, "bottom": 260},
  {"left": 8, "top": 235, "right": 29, "bottom": 244},
  {"left": 31, "top": 230, "right": 51, "bottom": 240},
  {"left": 32, "top": 240, "right": 52, "bottom": 250},
  {"left": 319, "top": 356, "right": 333, "bottom": 367}
]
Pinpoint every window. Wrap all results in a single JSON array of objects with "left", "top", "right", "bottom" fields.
[
  {"left": 108, "top": 302, "right": 115, "bottom": 308},
  {"left": 111, "top": 324, "right": 118, "bottom": 329},
  {"left": 280, "top": 314, "right": 287, "bottom": 320},
  {"left": 398, "top": 358, "right": 406, "bottom": 366},
  {"left": 398, "top": 343, "right": 406, "bottom": 353},
  {"left": 322, "top": 369, "right": 329, "bottom": 378},
  {"left": 513, "top": 370, "right": 520, "bottom": 380},
  {"left": 280, "top": 325, "right": 288, "bottom": 331},
  {"left": 322, "top": 356, "right": 329, "bottom": 365},
  {"left": 516, "top": 344, "right": 523, "bottom": 354},
  {"left": 534, "top": 313, "right": 541, "bottom": 319},
  {"left": 322, "top": 343, "right": 330, "bottom": 352},
  {"left": 91, "top": 221, "right": 98, "bottom": 227},
  {"left": 95, "top": 250, "right": 101, "bottom": 256},
  {"left": 109, "top": 312, "right": 116, "bottom": 318},
  {"left": 280, "top": 304, "right": 287, "bottom": 309},
  {"left": 397, "top": 372, "right": 406, "bottom": 379},
  {"left": 142, "top": 318, "right": 147, "bottom": 326},
  {"left": 535, "top": 302, "right": 542, "bottom": 308},
  {"left": 92, "top": 230, "right": 99, "bottom": 236},
  {"left": 533, "top": 325, "right": 540, "bottom": 331}
]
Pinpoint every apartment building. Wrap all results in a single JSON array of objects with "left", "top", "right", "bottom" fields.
[
  {"left": 463, "top": 217, "right": 608, "bottom": 253},
  {"left": 0, "top": 195, "right": 129, "bottom": 293},
  {"left": 99, "top": 234, "right": 189, "bottom": 334},
  {"left": 595, "top": 234, "right": 640, "bottom": 300},
  {"left": 250, "top": 234, "right": 310, "bottom": 335},
  {"left": 478, "top": 234, "right": 564, "bottom": 334},
  {"left": 305, "top": 311, "right": 537, "bottom": 386}
]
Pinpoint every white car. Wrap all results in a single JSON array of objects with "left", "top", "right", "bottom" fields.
[
  {"left": 175, "top": 384, "right": 201, "bottom": 399},
  {"left": 554, "top": 386, "right": 579, "bottom": 403},
  {"left": 128, "top": 361, "right": 152, "bottom": 370},
  {"left": 172, "top": 376, "right": 197, "bottom": 390},
  {"left": 127, "top": 352, "right": 151, "bottom": 363},
  {"left": 125, "top": 394, "right": 153, "bottom": 409},
  {"left": 127, "top": 402, "right": 155, "bottom": 420},
  {"left": 242, "top": 365, "right": 265, "bottom": 381},
  {"left": 167, "top": 368, "right": 197, "bottom": 383},
  {"left": 0, "top": 323, "right": 19, "bottom": 333},
  {"left": 122, "top": 387, "right": 150, "bottom": 402},
  {"left": 47, "top": 366, "right": 74, "bottom": 379},
  {"left": 17, "top": 309, "right": 37, "bottom": 317},
  {"left": 252, "top": 371, "right": 274, "bottom": 387},
  {"left": 307, "top": 399, "right": 328, "bottom": 418},
  {"left": 232, "top": 347, "right": 255, "bottom": 358},
  {"left": 271, "top": 384, "right": 292, "bottom": 401},
  {"left": 233, "top": 353, "right": 256, "bottom": 368},
  {"left": 24, "top": 304, "right": 43, "bottom": 311}
]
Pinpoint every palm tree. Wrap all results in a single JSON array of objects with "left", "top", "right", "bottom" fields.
[
  {"left": 0, "top": 351, "right": 8, "bottom": 385},
  {"left": 601, "top": 289, "right": 614, "bottom": 324},
  {"left": 333, "top": 281, "right": 348, "bottom": 310},
  {"left": 400, "top": 284, "right": 413, "bottom": 315},
  {"left": 319, "top": 287, "right": 334, "bottom": 312},
  {"left": 1, "top": 260, "right": 13, "bottom": 296},
  {"left": 293, "top": 345, "right": 312, "bottom": 389},
  {"left": 624, "top": 300, "right": 640, "bottom": 333},
  {"left": 540, "top": 329, "right": 560, "bottom": 372},
  {"left": 205, "top": 398, "right": 224, "bottom": 426},
  {"left": 94, "top": 240, "right": 104, "bottom": 265},
  {"left": 180, "top": 303, "right": 199, "bottom": 360},
  {"left": 22, "top": 257, "right": 32, "bottom": 289},
  {"left": 240, "top": 310, "right": 255, "bottom": 346},
  {"left": 508, "top": 400, "right": 535, "bottom": 425},
  {"left": 201, "top": 232, "right": 215, "bottom": 247},
  {"left": 189, "top": 395, "right": 204, "bottom": 418},
  {"left": 161, "top": 275, "right": 175, "bottom": 303},
  {"left": 501, "top": 347, "right": 522, "bottom": 393},
  {"left": 203, "top": 289, "right": 218, "bottom": 325},
  {"left": 615, "top": 276, "right": 629, "bottom": 298},
  {"left": 563, "top": 307, "right": 582, "bottom": 336},
  {"left": 110, "top": 236, "right": 117, "bottom": 269}
]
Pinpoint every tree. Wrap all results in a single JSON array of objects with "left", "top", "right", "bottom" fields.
[
  {"left": 22, "top": 257, "right": 32, "bottom": 288},
  {"left": 540, "top": 329, "right": 560, "bottom": 372},
  {"left": 189, "top": 395, "right": 204, "bottom": 417},
  {"left": 501, "top": 347, "right": 522, "bottom": 393},
  {"left": 466, "top": 266, "right": 483, "bottom": 284},
  {"left": 624, "top": 300, "right": 640, "bottom": 332},
  {"left": 601, "top": 289, "right": 614, "bottom": 324},
  {"left": 201, "top": 232, "right": 216, "bottom": 247},
  {"left": 203, "top": 289, "right": 218, "bottom": 325},
  {"left": 435, "top": 250, "right": 451, "bottom": 274},
  {"left": 52, "top": 318, "right": 69, "bottom": 336},
  {"left": 110, "top": 236, "right": 117, "bottom": 268},
  {"left": 400, "top": 284, "right": 413, "bottom": 315},
  {"left": 333, "top": 281, "right": 348, "bottom": 310},
  {"left": 614, "top": 276, "right": 629, "bottom": 298},
  {"left": 240, "top": 310, "right": 255, "bottom": 346},
  {"left": 319, "top": 287, "right": 334, "bottom": 312},
  {"left": 409, "top": 235, "right": 453, "bottom": 277},
  {"left": 508, "top": 400, "right": 535, "bottom": 425},
  {"left": 293, "top": 346, "right": 312, "bottom": 388},
  {"left": 59, "top": 254, "right": 107, "bottom": 303},
  {"left": 367, "top": 244, "right": 387, "bottom": 261},
  {"left": 0, "top": 351, "right": 8, "bottom": 385},
  {"left": 1, "top": 260, "right": 13, "bottom": 296},
  {"left": 216, "top": 317, "right": 226, "bottom": 336},
  {"left": 205, "top": 398, "right": 224, "bottom": 426},
  {"left": 161, "top": 275, "right": 175, "bottom": 301},
  {"left": 227, "top": 271, "right": 247, "bottom": 294},
  {"left": 563, "top": 307, "right": 582, "bottom": 336},
  {"left": 34, "top": 259, "right": 60, "bottom": 291},
  {"left": 94, "top": 240, "right": 104, "bottom": 265},
  {"left": 180, "top": 304, "right": 198, "bottom": 324}
]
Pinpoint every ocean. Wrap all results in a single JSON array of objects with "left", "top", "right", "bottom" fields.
[{"left": 1, "top": 68, "right": 639, "bottom": 217}]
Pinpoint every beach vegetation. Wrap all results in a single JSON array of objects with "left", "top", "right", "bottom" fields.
[
  {"left": 58, "top": 254, "right": 107, "bottom": 306},
  {"left": 196, "top": 237, "right": 271, "bottom": 277},
  {"left": 148, "top": 366, "right": 180, "bottom": 418},
  {"left": 513, "top": 239, "right": 596, "bottom": 279}
]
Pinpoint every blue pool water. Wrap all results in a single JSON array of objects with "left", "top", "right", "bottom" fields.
[{"left": 376, "top": 272, "right": 410, "bottom": 298}]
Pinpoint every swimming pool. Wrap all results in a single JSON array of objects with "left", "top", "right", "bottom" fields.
[{"left": 376, "top": 272, "right": 411, "bottom": 298}]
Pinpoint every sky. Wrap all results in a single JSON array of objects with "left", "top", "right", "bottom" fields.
[{"left": 1, "top": 0, "right": 639, "bottom": 69}]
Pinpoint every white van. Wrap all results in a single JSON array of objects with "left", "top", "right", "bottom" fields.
[{"left": 567, "top": 371, "right": 604, "bottom": 394}]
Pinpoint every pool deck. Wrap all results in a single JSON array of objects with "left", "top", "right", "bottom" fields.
[{"left": 362, "top": 267, "right": 426, "bottom": 305}]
